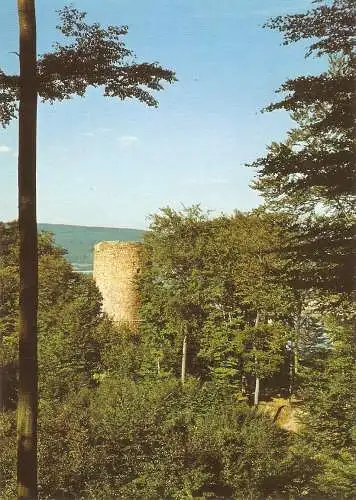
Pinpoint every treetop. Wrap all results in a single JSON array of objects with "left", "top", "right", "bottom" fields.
[{"left": 0, "top": 6, "right": 176, "bottom": 127}]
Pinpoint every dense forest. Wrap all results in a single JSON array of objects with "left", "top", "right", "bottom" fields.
[
  {"left": 0, "top": 0, "right": 355, "bottom": 498},
  {"left": 1, "top": 206, "right": 354, "bottom": 498}
]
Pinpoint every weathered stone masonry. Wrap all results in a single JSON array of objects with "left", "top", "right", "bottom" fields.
[{"left": 93, "top": 241, "right": 143, "bottom": 328}]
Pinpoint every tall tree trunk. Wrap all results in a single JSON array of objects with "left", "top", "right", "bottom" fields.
[
  {"left": 254, "top": 376, "right": 260, "bottom": 406},
  {"left": 294, "top": 299, "right": 303, "bottom": 376},
  {"left": 254, "top": 312, "right": 260, "bottom": 406},
  {"left": 181, "top": 334, "right": 187, "bottom": 385},
  {"left": 17, "top": 1, "right": 38, "bottom": 498},
  {"left": 288, "top": 350, "right": 293, "bottom": 401}
]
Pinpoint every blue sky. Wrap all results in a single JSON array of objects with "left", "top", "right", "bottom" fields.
[{"left": 0, "top": 0, "right": 325, "bottom": 229}]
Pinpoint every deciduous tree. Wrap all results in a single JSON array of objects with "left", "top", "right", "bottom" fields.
[
  {"left": 248, "top": 0, "right": 355, "bottom": 293},
  {"left": 1, "top": 4, "right": 175, "bottom": 497}
]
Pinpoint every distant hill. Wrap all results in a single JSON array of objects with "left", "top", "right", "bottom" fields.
[{"left": 38, "top": 223, "right": 144, "bottom": 273}]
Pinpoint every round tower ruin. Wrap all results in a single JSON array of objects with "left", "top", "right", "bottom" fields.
[{"left": 93, "top": 241, "right": 143, "bottom": 329}]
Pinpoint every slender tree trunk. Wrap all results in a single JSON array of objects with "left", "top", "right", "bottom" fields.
[
  {"left": 17, "top": 1, "right": 38, "bottom": 498},
  {"left": 254, "top": 376, "right": 260, "bottom": 406},
  {"left": 294, "top": 300, "right": 303, "bottom": 376},
  {"left": 294, "top": 343, "right": 298, "bottom": 376},
  {"left": 181, "top": 334, "right": 187, "bottom": 385},
  {"left": 288, "top": 350, "right": 293, "bottom": 401},
  {"left": 254, "top": 312, "right": 260, "bottom": 406}
]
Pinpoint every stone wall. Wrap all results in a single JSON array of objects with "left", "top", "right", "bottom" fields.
[{"left": 93, "top": 241, "right": 143, "bottom": 329}]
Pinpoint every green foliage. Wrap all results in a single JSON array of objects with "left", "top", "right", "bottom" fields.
[
  {"left": 1, "top": 4, "right": 354, "bottom": 494},
  {"left": 139, "top": 207, "right": 294, "bottom": 399},
  {"left": 250, "top": 0, "right": 356, "bottom": 466},
  {"left": 1, "top": 370, "right": 300, "bottom": 499},
  {"left": 240, "top": 322, "right": 288, "bottom": 381},
  {"left": 248, "top": 0, "right": 356, "bottom": 466},
  {"left": 0, "top": 222, "right": 19, "bottom": 344},
  {"left": 248, "top": 1, "right": 355, "bottom": 293},
  {"left": 294, "top": 319, "right": 356, "bottom": 497},
  {"left": 1, "top": 213, "right": 354, "bottom": 498},
  {"left": 0, "top": 7, "right": 176, "bottom": 127},
  {"left": 0, "top": 411, "right": 16, "bottom": 497},
  {"left": 0, "top": 222, "right": 119, "bottom": 407},
  {"left": 31, "top": 379, "right": 299, "bottom": 499},
  {"left": 264, "top": 0, "right": 354, "bottom": 57}
]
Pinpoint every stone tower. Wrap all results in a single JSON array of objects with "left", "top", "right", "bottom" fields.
[{"left": 93, "top": 241, "right": 143, "bottom": 329}]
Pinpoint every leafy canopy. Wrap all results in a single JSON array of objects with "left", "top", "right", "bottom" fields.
[
  {"left": 0, "top": 6, "right": 176, "bottom": 127},
  {"left": 248, "top": 0, "right": 355, "bottom": 293}
]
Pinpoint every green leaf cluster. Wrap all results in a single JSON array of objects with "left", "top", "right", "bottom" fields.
[
  {"left": 248, "top": 0, "right": 355, "bottom": 293},
  {"left": 139, "top": 206, "right": 294, "bottom": 398},
  {"left": 0, "top": 7, "right": 176, "bottom": 127}
]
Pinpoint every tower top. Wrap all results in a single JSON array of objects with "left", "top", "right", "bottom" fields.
[{"left": 93, "top": 241, "right": 143, "bottom": 328}]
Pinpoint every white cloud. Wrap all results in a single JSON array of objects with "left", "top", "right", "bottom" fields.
[
  {"left": 81, "top": 131, "right": 95, "bottom": 137},
  {"left": 118, "top": 135, "right": 139, "bottom": 147},
  {"left": 0, "top": 145, "right": 11, "bottom": 153}
]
